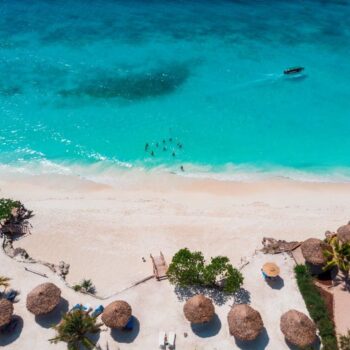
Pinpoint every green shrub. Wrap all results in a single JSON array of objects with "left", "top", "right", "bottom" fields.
[
  {"left": 0, "top": 199, "right": 21, "bottom": 221},
  {"left": 340, "top": 330, "right": 350, "bottom": 350},
  {"left": 294, "top": 264, "right": 338, "bottom": 350},
  {"left": 167, "top": 248, "right": 243, "bottom": 294}
]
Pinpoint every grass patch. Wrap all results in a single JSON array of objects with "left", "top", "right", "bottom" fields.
[{"left": 294, "top": 264, "right": 338, "bottom": 350}]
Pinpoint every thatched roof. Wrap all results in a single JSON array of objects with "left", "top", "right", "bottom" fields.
[
  {"left": 337, "top": 222, "right": 350, "bottom": 243},
  {"left": 280, "top": 310, "right": 316, "bottom": 348},
  {"left": 301, "top": 238, "right": 329, "bottom": 265},
  {"left": 262, "top": 262, "right": 280, "bottom": 277},
  {"left": 26, "top": 282, "right": 61, "bottom": 315},
  {"left": 0, "top": 299, "right": 13, "bottom": 327},
  {"left": 183, "top": 294, "right": 215, "bottom": 324},
  {"left": 227, "top": 304, "right": 263, "bottom": 341},
  {"left": 101, "top": 300, "right": 132, "bottom": 329}
]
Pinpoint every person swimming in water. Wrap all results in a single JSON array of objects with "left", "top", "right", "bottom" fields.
[
  {"left": 145, "top": 143, "right": 149, "bottom": 151},
  {"left": 169, "top": 138, "right": 173, "bottom": 142},
  {"left": 180, "top": 165, "right": 184, "bottom": 172},
  {"left": 163, "top": 146, "right": 167, "bottom": 151},
  {"left": 151, "top": 151, "right": 154, "bottom": 156},
  {"left": 156, "top": 142, "right": 159, "bottom": 148},
  {"left": 172, "top": 152, "right": 176, "bottom": 157}
]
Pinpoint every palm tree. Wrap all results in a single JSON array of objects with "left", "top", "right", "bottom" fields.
[
  {"left": 49, "top": 309, "right": 102, "bottom": 350},
  {"left": 324, "top": 236, "right": 350, "bottom": 288},
  {"left": 0, "top": 276, "right": 10, "bottom": 291}
]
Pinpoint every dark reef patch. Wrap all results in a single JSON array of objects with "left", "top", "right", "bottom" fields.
[
  {"left": 0, "top": 86, "right": 22, "bottom": 96},
  {"left": 60, "top": 63, "right": 190, "bottom": 101}
]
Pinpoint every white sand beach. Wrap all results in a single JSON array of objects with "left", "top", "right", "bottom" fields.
[{"left": 1, "top": 170, "right": 350, "bottom": 349}]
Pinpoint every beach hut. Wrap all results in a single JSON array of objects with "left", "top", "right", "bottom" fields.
[
  {"left": 183, "top": 294, "right": 215, "bottom": 324},
  {"left": 26, "top": 282, "right": 61, "bottom": 315},
  {"left": 262, "top": 262, "right": 280, "bottom": 279},
  {"left": 227, "top": 304, "right": 263, "bottom": 341},
  {"left": 0, "top": 299, "right": 13, "bottom": 328},
  {"left": 280, "top": 309, "right": 316, "bottom": 348},
  {"left": 337, "top": 222, "right": 350, "bottom": 243},
  {"left": 101, "top": 300, "right": 132, "bottom": 329}
]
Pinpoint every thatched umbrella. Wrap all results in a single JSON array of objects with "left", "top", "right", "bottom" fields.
[
  {"left": 301, "top": 238, "right": 329, "bottom": 265},
  {"left": 183, "top": 294, "right": 215, "bottom": 324},
  {"left": 262, "top": 262, "right": 280, "bottom": 278},
  {"left": 101, "top": 300, "right": 132, "bottom": 329},
  {"left": 26, "top": 282, "right": 61, "bottom": 315},
  {"left": 337, "top": 222, "right": 350, "bottom": 243},
  {"left": 280, "top": 310, "right": 316, "bottom": 348},
  {"left": 227, "top": 304, "right": 263, "bottom": 341},
  {"left": 0, "top": 299, "right": 13, "bottom": 327}
]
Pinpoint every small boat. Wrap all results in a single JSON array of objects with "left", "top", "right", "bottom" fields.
[{"left": 284, "top": 67, "right": 304, "bottom": 75}]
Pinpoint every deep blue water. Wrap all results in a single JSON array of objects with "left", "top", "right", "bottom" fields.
[{"left": 1, "top": 0, "right": 350, "bottom": 180}]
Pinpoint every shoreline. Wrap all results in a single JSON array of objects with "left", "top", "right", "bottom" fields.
[{"left": 3, "top": 160, "right": 350, "bottom": 185}]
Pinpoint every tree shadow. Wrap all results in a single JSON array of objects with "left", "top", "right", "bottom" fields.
[
  {"left": 174, "top": 286, "right": 232, "bottom": 306},
  {"left": 0, "top": 315, "right": 24, "bottom": 346},
  {"left": 110, "top": 316, "right": 140, "bottom": 343},
  {"left": 233, "top": 288, "right": 251, "bottom": 304},
  {"left": 87, "top": 329, "right": 101, "bottom": 348},
  {"left": 35, "top": 297, "right": 69, "bottom": 328},
  {"left": 234, "top": 327, "right": 269, "bottom": 350},
  {"left": 266, "top": 276, "right": 284, "bottom": 290},
  {"left": 190, "top": 314, "right": 221, "bottom": 338}
]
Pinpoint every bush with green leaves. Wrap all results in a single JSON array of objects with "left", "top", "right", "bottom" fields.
[
  {"left": 294, "top": 264, "right": 338, "bottom": 350},
  {"left": 72, "top": 279, "right": 96, "bottom": 294},
  {"left": 0, "top": 198, "right": 33, "bottom": 222},
  {"left": 340, "top": 330, "right": 350, "bottom": 350},
  {"left": 167, "top": 248, "right": 243, "bottom": 293}
]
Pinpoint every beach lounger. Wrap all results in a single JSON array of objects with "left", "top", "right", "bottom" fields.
[
  {"left": 4, "top": 289, "right": 18, "bottom": 302},
  {"left": 124, "top": 316, "right": 134, "bottom": 331},
  {"left": 91, "top": 305, "right": 104, "bottom": 318},
  {"left": 82, "top": 303, "right": 92, "bottom": 313},
  {"left": 168, "top": 331, "right": 176, "bottom": 349},
  {"left": 158, "top": 331, "right": 166, "bottom": 349},
  {"left": 71, "top": 303, "right": 83, "bottom": 312}
]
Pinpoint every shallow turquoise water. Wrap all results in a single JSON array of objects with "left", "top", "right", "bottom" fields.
[{"left": 1, "top": 0, "right": 350, "bottom": 180}]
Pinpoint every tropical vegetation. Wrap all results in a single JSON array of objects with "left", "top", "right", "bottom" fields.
[
  {"left": 294, "top": 264, "right": 338, "bottom": 350},
  {"left": 72, "top": 279, "right": 96, "bottom": 294},
  {"left": 49, "top": 309, "right": 102, "bottom": 350},
  {"left": 339, "top": 330, "right": 350, "bottom": 350},
  {"left": 0, "top": 276, "right": 10, "bottom": 291},
  {"left": 167, "top": 248, "right": 243, "bottom": 293},
  {"left": 323, "top": 235, "right": 350, "bottom": 287}
]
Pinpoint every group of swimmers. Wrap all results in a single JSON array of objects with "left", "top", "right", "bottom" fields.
[{"left": 144, "top": 138, "right": 185, "bottom": 172}]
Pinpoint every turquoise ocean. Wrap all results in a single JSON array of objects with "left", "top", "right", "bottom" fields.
[{"left": 1, "top": 0, "right": 350, "bottom": 181}]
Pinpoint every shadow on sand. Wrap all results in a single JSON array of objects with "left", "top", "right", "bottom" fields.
[
  {"left": 0, "top": 315, "right": 24, "bottom": 346},
  {"left": 235, "top": 327, "right": 270, "bottom": 350},
  {"left": 191, "top": 313, "right": 221, "bottom": 338},
  {"left": 110, "top": 316, "right": 140, "bottom": 343},
  {"left": 233, "top": 288, "right": 251, "bottom": 304},
  {"left": 266, "top": 276, "right": 284, "bottom": 290},
  {"left": 35, "top": 297, "right": 69, "bottom": 328}
]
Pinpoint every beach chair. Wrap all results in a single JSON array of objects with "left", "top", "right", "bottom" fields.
[
  {"left": 168, "top": 332, "right": 176, "bottom": 349},
  {"left": 4, "top": 289, "right": 18, "bottom": 302},
  {"left": 124, "top": 316, "right": 134, "bottom": 331},
  {"left": 158, "top": 331, "right": 166, "bottom": 349},
  {"left": 82, "top": 303, "right": 92, "bottom": 313},
  {"left": 91, "top": 305, "right": 104, "bottom": 318},
  {"left": 71, "top": 303, "right": 83, "bottom": 311}
]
